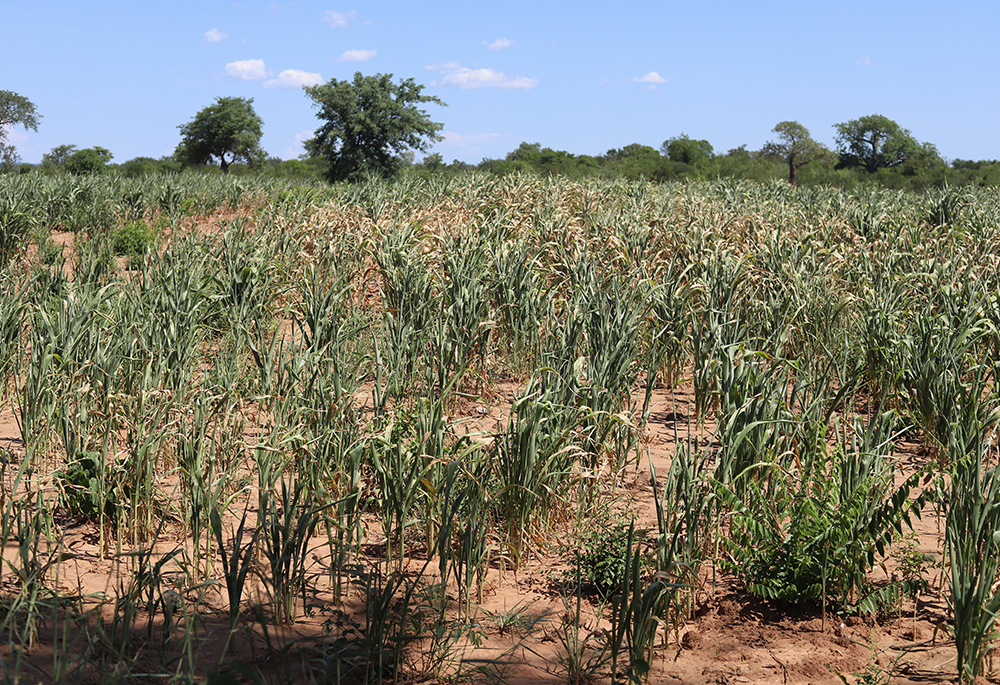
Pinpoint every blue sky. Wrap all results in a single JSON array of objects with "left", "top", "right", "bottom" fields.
[{"left": 5, "top": 1, "right": 999, "bottom": 166}]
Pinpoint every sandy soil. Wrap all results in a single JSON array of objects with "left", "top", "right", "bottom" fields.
[{"left": 0, "top": 378, "right": 976, "bottom": 685}]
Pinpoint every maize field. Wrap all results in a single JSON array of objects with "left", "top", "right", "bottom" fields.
[{"left": 0, "top": 170, "right": 999, "bottom": 683}]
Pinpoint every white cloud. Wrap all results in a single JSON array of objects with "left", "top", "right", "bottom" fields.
[
  {"left": 338, "top": 48, "right": 377, "bottom": 62},
  {"left": 282, "top": 130, "right": 315, "bottom": 158},
  {"left": 1, "top": 125, "right": 29, "bottom": 151},
  {"left": 856, "top": 57, "right": 874, "bottom": 66},
  {"left": 204, "top": 28, "right": 228, "bottom": 43},
  {"left": 263, "top": 69, "right": 324, "bottom": 88},
  {"left": 426, "top": 63, "right": 538, "bottom": 90},
  {"left": 632, "top": 71, "right": 667, "bottom": 84},
  {"left": 483, "top": 38, "right": 519, "bottom": 51},
  {"left": 225, "top": 59, "right": 270, "bottom": 80},
  {"left": 323, "top": 10, "right": 357, "bottom": 27}
]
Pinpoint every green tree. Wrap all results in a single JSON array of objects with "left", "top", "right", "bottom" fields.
[
  {"left": 833, "top": 114, "right": 922, "bottom": 173},
  {"left": 41, "top": 144, "right": 77, "bottom": 174},
  {"left": 176, "top": 96, "right": 265, "bottom": 175},
  {"left": 603, "top": 143, "right": 667, "bottom": 179},
  {"left": 761, "top": 121, "right": 832, "bottom": 186},
  {"left": 0, "top": 145, "right": 18, "bottom": 172},
  {"left": 64, "top": 146, "right": 113, "bottom": 175},
  {"left": 303, "top": 72, "right": 446, "bottom": 183},
  {"left": 421, "top": 152, "right": 445, "bottom": 171},
  {"left": 0, "top": 91, "right": 42, "bottom": 171},
  {"left": 661, "top": 133, "right": 714, "bottom": 168},
  {"left": 118, "top": 156, "right": 182, "bottom": 177}
]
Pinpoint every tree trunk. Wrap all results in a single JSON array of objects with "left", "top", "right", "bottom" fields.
[{"left": 220, "top": 157, "right": 230, "bottom": 175}]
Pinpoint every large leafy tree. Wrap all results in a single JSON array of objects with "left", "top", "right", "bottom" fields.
[
  {"left": 65, "top": 146, "right": 113, "bottom": 175},
  {"left": 604, "top": 143, "right": 667, "bottom": 180},
  {"left": 761, "top": 121, "right": 831, "bottom": 186},
  {"left": 661, "top": 133, "right": 714, "bottom": 168},
  {"left": 303, "top": 72, "right": 446, "bottom": 183},
  {"left": 833, "top": 114, "right": 922, "bottom": 174},
  {"left": 42, "top": 144, "right": 78, "bottom": 173},
  {"left": 0, "top": 90, "right": 41, "bottom": 171},
  {"left": 176, "top": 96, "right": 264, "bottom": 175}
]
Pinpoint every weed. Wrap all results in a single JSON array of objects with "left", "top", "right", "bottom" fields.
[{"left": 111, "top": 220, "right": 157, "bottom": 258}]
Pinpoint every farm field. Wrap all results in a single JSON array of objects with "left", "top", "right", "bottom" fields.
[{"left": 1, "top": 171, "right": 1000, "bottom": 683}]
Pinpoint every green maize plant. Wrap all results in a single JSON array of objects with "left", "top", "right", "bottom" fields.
[
  {"left": 576, "top": 273, "right": 644, "bottom": 474},
  {"left": 210, "top": 505, "right": 259, "bottom": 657},
  {"left": 127, "top": 239, "right": 208, "bottom": 394},
  {"left": 375, "top": 223, "right": 439, "bottom": 403},
  {"left": 0, "top": 184, "right": 35, "bottom": 266},
  {"left": 494, "top": 371, "right": 583, "bottom": 564},
  {"left": 651, "top": 438, "right": 713, "bottom": 623},
  {"left": 607, "top": 522, "right": 677, "bottom": 684},
  {"left": 488, "top": 240, "right": 547, "bottom": 373},
  {"left": 429, "top": 237, "right": 493, "bottom": 396},
  {"left": 689, "top": 251, "right": 748, "bottom": 422},
  {"left": 643, "top": 261, "right": 693, "bottom": 398},
  {"left": 257, "top": 476, "right": 324, "bottom": 624},
  {"left": 450, "top": 455, "right": 495, "bottom": 619},
  {"left": 945, "top": 366, "right": 1000, "bottom": 683},
  {"left": 371, "top": 398, "right": 447, "bottom": 570},
  {"left": 292, "top": 258, "right": 359, "bottom": 357},
  {"left": 0, "top": 271, "right": 25, "bottom": 411},
  {"left": 211, "top": 227, "right": 278, "bottom": 336},
  {"left": 176, "top": 397, "right": 248, "bottom": 577},
  {"left": 709, "top": 348, "right": 792, "bottom": 499}
]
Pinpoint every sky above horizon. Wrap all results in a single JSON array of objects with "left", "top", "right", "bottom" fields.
[{"left": 5, "top": 1, "right": 999, "bottom": 167}]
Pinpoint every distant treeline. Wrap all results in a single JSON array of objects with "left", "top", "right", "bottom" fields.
[
  {"left": 423, "top": 140, "right": 1000, "bottom": 191},
  {"left": 10, "top": 140, "right": 1000, "bottom": 190}
]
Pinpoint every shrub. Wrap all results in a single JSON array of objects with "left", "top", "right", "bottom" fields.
[
  {"left": 111, "top": 220, "right": 156, "bottom": 257},
  {"left": 578, "top": 518, "right": 636, "bottom": 597},
  {"left": 55, "top": 454, "right": 121, "bottom": 519}
]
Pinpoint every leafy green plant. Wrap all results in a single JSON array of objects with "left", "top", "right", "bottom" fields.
[
  {"left": 111, "top": 220, "right": 157, "bottom": 258},
  {"left": 55, "top": 453, "right": 122, "bottom": 519},
  {"left": 889, "top": 533, "right": 932, "bottom": 610},
  {"left": 721, "top": 408, "right": 930, "bottom": 613},
  {"left": 494, "top": 370, "right": 583, "bottom": 563},
  {"left": 577, "top": 517, "right": 635, "bottom": 597},
  {"left": 35, "top": 231, "right": 61, "bottom": 265},
  {"left": 833, "top": 650, "right": 904, "bottom": 685}
]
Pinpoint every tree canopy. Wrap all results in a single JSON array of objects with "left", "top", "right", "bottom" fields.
[
  {"left": 0, "top": 90, "right": 41, "bottom": 171},
  {"left": 761, "top": 121, "right": 831, "bottom": 185},
  {"left": 604, "top": 143, "right": 671, "bottom": 179},
  {"left": 176, "top": 96, "right": 264, "bottom": 175},
  {"left": 65, "top": 147, "right": 113, "bottom": 175},
  {"left": 833, "top": 114, "right": 923, "bottom": 174},
  {"left": 661, "top": 134, "right": 714, "bottom": 168},
  {"left": 303, "top": 72, "right": 445, "bottom": 183},
  {"left": 41, "top": 144, "right": 78, "bottom": 173}
]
